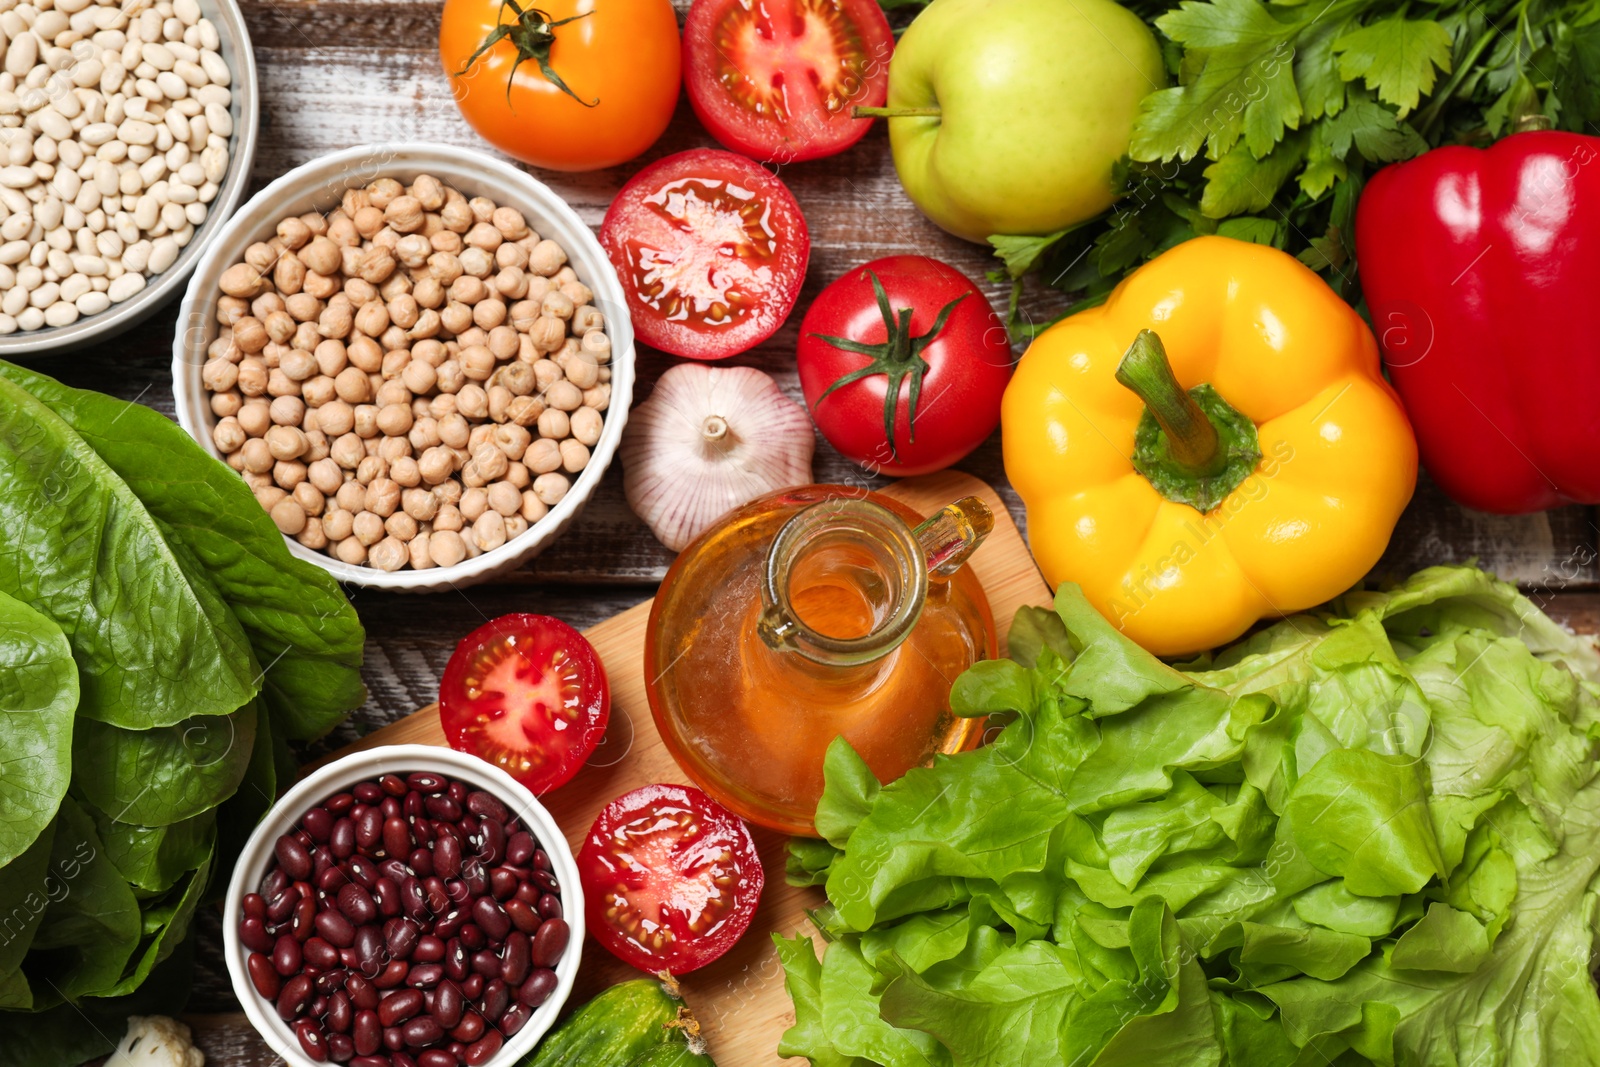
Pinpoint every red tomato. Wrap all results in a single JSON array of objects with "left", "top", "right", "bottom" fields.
[
  {"left": 441, "top": 0, "right": 681, "bottom": 172},
  {"left": 599, "top": 149, "right": 810, "bottom": 361},
  {"left": 577, "top": 783, "right": 763, "bottom": 974},
  {"left": 439, "top": 614, "right": 609, "bottom": 794},
  {"left": 682, "top": 0, "right": 893, "bottom": 164},
  {"left": 797, "top": 256, "right": 1013, "bottom": 476}
]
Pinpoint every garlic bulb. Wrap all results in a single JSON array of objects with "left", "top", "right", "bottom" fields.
[{"left": 622, "top": 363, "right": 815, "bottom": 551}]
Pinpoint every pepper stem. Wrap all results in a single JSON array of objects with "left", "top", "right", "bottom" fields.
[{"left": 1115, "top": 330, "right": 1223, "bottom": 478}]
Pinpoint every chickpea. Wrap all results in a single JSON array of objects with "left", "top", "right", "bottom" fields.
[
  {"left": 334, "top": 366, "right": 373, "bottom": 404},
  {"left": 308, "top": 457, "right": 343, "bottom": 495},
  {"left": 524, "top": 437, "right": 561, "bottom": 474},
  {"left": 348, "top": 335, "right": 384, "bottom": 373},
  {"left": 520, "top": 490, "right": 549, "bottom": 524},
  {"left": 270, "top": 395, "right": 307, "bottom": 426},
  {"left": 213, "top": 416, "right": 246, "bottom": 453},
  {"left": 408, "top": 532, "right": 435, "bottom": 570},
  {"left": 572, "top": 306, "right": 605, "bottom": 334},
  {"left": 376, "top": 402, "right": 413, "bottom": 437},
  {"left": 300, "top": 235, "right": 342, "bottom": 275},
  {"left": 364, "top": 477, "right": 402, "bottom": 518},
  {"left": 472, "top": 442, "right": 509, "bottom": 482},
  {"left": 323, "top": 507, "right": 355, "bottom": 542},
  {"left": 460, "top": 487, "right": 489, "bottom": 523},
  {"left": 537, "top": 407, "right": 570, "bottom": 440},
  {"left": 583, "top": 382, "right": 611, "bottom": 411},
  {"left": 203, "top": 357, "right": 239, "bottom": 392},
  {"left": 235, "top": 318, "right": 269, "bottom": 354},
  {"left": 265, "top": 424, "right": 307, "bottom": 461},
  {"left": 238, "top": 399, "right": 273, "bottom": 437},
  {"left": 255, "top": 485, "right": 289, "bottom": 512},
  {"left": 402, "top": 487, "right": 439, "bottom": 521},
  {"left": 440, "top": 301, "right": 475, "bottom": 335},
  {"left": 270, "top": 496, "right": 307, "bottom": 535},
  {"left": 529, "top": 316, "right": 565, "bottom": 354},
  {"left": 457, "top": 384, "right": 490, "bottom": 421},
  {"left": 240, "top": 438, "right": 275, "bottom": 473},
  {"left": 350, "top": 510, "right": 384, "bottom": 547},
  {"left": 437, "top": 412, "right": 471, "bottom": 448},
  {"left": 354, "top": 300, "right": 389, "bottom": 338},
  {"left": 297, "top": 517, "right": 329, "bottom": 551},
  {"left": 558, "top": 350, "right": 600, "bottom": 390},
  {"left": 528, "top": 238, "right": 566, "bottom": 276},
  {"left": 293, "top": 481, "right": 326, "bottom": 517},
  {"left": 418, "top": 445, "right": 456, "bottom": 485},
  {"left": 559, "top": 438, "right": 590, "bottom": 473},
  {"left": 570, "top": 406, "right": 603, "bottom": 447},
  {"left": 212, "top": 391, "right": 245, "bottom": 419},
  {"left": 331, "top": 433, "right": 365, "bottom": 471},
  {"left": 334, "top": 536, "right": 368, "bottom": 565},
  {"left": 533, "top": 471, "right": 570, "bottom": 506},
  {"left": 375, "top": 379, "right": 413, "bottom": 409},
  {"left": 430, "top": 529, "right": 467, "bottom": 567},
  {"left": 486, "top": 480, "right": 521, "bottom": 516}
]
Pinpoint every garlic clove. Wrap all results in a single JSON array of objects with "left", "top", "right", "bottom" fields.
[{"left": 621, "top": 363, "right": 815, "bottom": 551}]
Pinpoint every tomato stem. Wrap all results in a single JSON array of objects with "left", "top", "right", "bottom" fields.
[
  {"left": 852, "top": 106, "right": 942, "bottom": 119},
  {"left": 455, "top": 0, "right": 598, "bottom": 109},
  {"left": 809, "top": 270, "right": 967, "bottom": 462}
]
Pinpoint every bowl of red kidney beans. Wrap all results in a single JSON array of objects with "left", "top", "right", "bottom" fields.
[{"left": 224, "top": 744, "right": 584, "bottom": 1067}]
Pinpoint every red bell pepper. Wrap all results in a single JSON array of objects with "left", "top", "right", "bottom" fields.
[{"left": 1355, "top": 130, "right": 1600, "bottom": 514}]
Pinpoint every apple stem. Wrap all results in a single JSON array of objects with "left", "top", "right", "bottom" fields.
[{"left": 852, "top": 105, "right": 942, "bottom": 119}]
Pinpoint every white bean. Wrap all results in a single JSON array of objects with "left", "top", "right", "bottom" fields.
[
  {"left": 0, "top": 161, "right": 30, "bottom": 186},
  {"left": 147, "top": 232, "right": 175, "bottom": 272},
  {"left": 73, "top": 288, "right": 105, "bottom": 314},
  {"left": 106, "top": 268, "right": 140, "bottom": 302}
]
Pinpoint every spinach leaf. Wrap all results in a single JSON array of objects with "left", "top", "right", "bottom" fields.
[
  {"left": 71, "top": 700, "right": 257, "bottom": 827},
  {"left": 0, "top": 374, "right": 257, "bottom": 729},
  {"left": 0, "top": 362, "right": 366, "bottom": 740},
  {"left": 0, "top": 590, "right": 75, "bottom": 868},
  {"left": 23, "top": 797, "right": 140, "bottom": 1000},
  {"left": 89, "top": 808, "right": 214, "bottom": 896},
  {"left": 0, "top": 822, "right": 56, "bottom": 1007},
  {"left": 94, "top": 848, "right": 212, "bottom": 998}
]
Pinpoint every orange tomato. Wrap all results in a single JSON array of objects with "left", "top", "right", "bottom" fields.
[{"left": 440, "top": 0, "right": 681, "bottom": 172}]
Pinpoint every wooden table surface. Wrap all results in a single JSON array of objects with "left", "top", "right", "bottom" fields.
[{"left": 26, "top": 0, "right": 1600, "bottom": 1062}]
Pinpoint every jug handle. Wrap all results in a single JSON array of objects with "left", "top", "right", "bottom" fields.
[{"left": 913, "top": 496, "right": 994, "bottom": 578}]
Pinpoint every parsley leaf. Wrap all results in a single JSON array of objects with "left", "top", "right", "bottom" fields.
[{"left": 1333, "top": 17, "right": 1454, "bottom": 115}]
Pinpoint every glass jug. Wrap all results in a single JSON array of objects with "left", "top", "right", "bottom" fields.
[{"left": 645, "top": 485, "right": 997, "bottom": 835}]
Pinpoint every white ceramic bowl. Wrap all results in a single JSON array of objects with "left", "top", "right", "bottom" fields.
[
  {"left": 171, "top": 143, "right": 635, "bottom": 591},
  {"left": 223, "top": 744, "right": 585, "bottom": 1067},
  {"left": 0, "top": 0, "right": 259, "bottom": 355}
]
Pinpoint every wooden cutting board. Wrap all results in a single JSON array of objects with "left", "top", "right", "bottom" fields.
[{"left": 320, "top": 470, "right": 1053, "bottom": 1065}]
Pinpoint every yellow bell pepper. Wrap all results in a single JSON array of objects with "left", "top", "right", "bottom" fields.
[{"left": 1002, "top": 236, "right": 1417, "bottom": 656}]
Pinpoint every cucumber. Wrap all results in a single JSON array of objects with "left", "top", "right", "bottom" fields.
[
  {"left": 627, "top": 1044, "right": 716, "bottom": 1067},
  {"left": 523, "top": 978, "right": 689, "bottom": 1067}
]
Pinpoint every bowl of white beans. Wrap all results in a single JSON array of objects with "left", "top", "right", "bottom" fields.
[
  {"left": 0, "top": 0, "right": 257, "bottom": 354},
  {"left": 170, "top": 142, "right": 635, "bottom": 592}
]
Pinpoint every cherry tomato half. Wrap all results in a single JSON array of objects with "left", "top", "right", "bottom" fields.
[
  {"left": 439, "top": 614, "right": 609, "bottom": 794},
  {"left": 441, "top": 0, "right": 681, "bottom": 172},
  {"left": 600, "top": 149, "right": 811, "bottom": 361},
  {"left": 798, "top": 255, "right": 1013, "bottom": 476},
  {"left": 577, "top": 783, "right": 764, "bottom": 974},
  {"left": 683, "top": 0, "right": 893, "bottom": 164}
]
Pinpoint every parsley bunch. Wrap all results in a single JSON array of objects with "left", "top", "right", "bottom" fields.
[{"left": 990, "top": 0, "right": 1600, "bottom": 335}]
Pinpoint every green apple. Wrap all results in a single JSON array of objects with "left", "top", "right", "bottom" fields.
[{"left": 869, "top": 0, "right": 1164, "bottom": 243}]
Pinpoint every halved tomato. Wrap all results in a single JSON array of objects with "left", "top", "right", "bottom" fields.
[
  {"left": 577, "top": 783, "right": 764, "bottom": 974},
  {"left": 683, "top": 0, "right": 893, "bottom": 164},
  {"left": 599, "top": 148, "right": 811, "bottom": 361},
  {"left": 439, "top": 614, "right": 609, "bottom": 794}
]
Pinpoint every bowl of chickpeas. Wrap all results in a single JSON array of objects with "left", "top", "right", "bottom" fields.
[{"left": 170, "top": 142, "right": 633, "bottom": 590}]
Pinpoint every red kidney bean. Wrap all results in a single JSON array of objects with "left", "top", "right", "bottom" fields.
[
  {"left": 460, "top": 974, "right": 484, "bottom": 1000},
  {"left": 449, "top": 1010, "right": 483, "bottom": 1044},
  {"left": 326, "top": 791, "right": 354, "bottom": 814},
  {"left": 444, "top": 880, "right": 470, "bottom": 907},
  {"left": 532, "top": 849, "right": 551, "bottom": 872},
  {"left": 433, "top": 835, "right": 462, "bottom": 881},
  {"left": 277, "top": 973, "right": 314, "bottom": 1020},
  {"left": 537, "top": 893, "right": 562, "bottom": 921},
  {"left": 404, "top": 791, "right": 425, "bottom": 819},
  {"left": 418, "top": 1051, "right": 456, "bottom": 1067},
  {"left": 531, "top": 919, "right": 569, "bottom": 969},
  {"left": 448, "top": 1041, "right": 468, "bottom": 1063},
  {"left": 311, "top": 994, "right": 330, "bottom": 1018},
  {"left": 383, "top": 817, "right": 412, "bottom": 860},
  {"left": 354, "top": 781, "right": 384, "bottom": 803},
  {"left": 327, "top": 989, "right": 353, "bottom": 1034},
  {"left": 463, "top": 1030, "right": 502, "bottom": 1066},
  {"left": 331, "top": 818, "right": 356, "bottom": 859},
  {"left": 247, "top": 952, "right": 281, "bottom": 999},
  {"left": 465, "top": 790, "right": 508, "bottom": 822},
  {"left": 354, "top": 924, "right": 385, "bottom": 976},
  {"left": 408, "top": 963, "right": 444, "bottom": 988},
  {"left": 434, "top": 907, "right": 468, "bottom": 940},
  {"left": 501, "top": 931, "right": 530, "bottom": 986},
  {"left": 349, "top": 855, "right": 381, "bottom": 889},
  {"left": 273, "top": 933, "right": 303, "bottom": 976},
  {"left": 409, "top": 848, "right": 436, "bottom": 878},
  {"left": 353, "top": 1008, "right": 382, "bottom": 1055},
  {"left": 380, "top": 857, "right": 409, "bottom": 882},
  {"left": 472, "top": 897, "right": 510, "bottom": 942},
  {"left": 434, "top": 980, "right": 464, "bottom": 1029},
  {"left": 425, "top": 795, "right": 462, "bottom": 822},
  {"left": 293, "top": 896, "right": 319, "bottom": 941},
  {"left": 413, "top": 934, "right": 445, "bottom": 963},
  {"left": 458, "top": 923, "right": 485, "bottom": 952},
  {"left": 381, "top": 796, "right": 402, "bottom": 820},
  {"left": 303, "top": 936, "right": 340, "bottom": 971},
  {"left": 469, "top": 950, "right": 499, "bottom": 978},
  {"left": 462, "top": 863, "right": 488, "bottom": 899},
  {"left": 532, "top": 870, "right": 559, "bottom": 894},
  {"left": 326, "top": 1033, "right": 355, "bottom": 1063},
  {"left": 356, "top": 807, "right": 384, "bottom": 852},
  {"left": 315, "top": 968, "right": 350, "bottom": 994},
  {"left": 519, "top": 968, "right": 557, "bottom": 1009},
  {"left": 317, "top": 866, "right": 347, "bottom": 895},
  {"left": 374, "top": 878, "right": 402, "bottom": 919},
  {"left": 316, "top": 910, "right": 356, "bottom": 948},
  {"left": 275, "top": 834, "right": 313, "bottom": 880},
  {"left": 266, "top": 887, "right": 298, "bottom": 923},
  {"left": 408, "top": 772, "right": 446, "bottom": 794},
  {"left": 501, "top": 1002, "right": 531, "bottom": 1036},
  {"left": 513, "top": 883, "right": 539, "bottom": 908},
  {"left": 489, "top": 869, "right": 517, "bottom": 902},
  {"left": 392, "top": 1054, "right": 419, "bottom": 1067},
  {"left": 444, "top": 938, "right": 468, "bottom": 983},
  {"left": 503, "top": 899, "right": 539, "bottom": 935},
  {"left": 400, "top": 878, "right": 429, "bottom": 923},
  {"left": 352, "top": 1058, "right": 388, "bottom": 1067},
  {"left": 476, "top": 822, "right": 505, "bottom": 867},
  {"left": 504, "top": 833, "right": 534, "bottom": 867},
  {"left": 339, "top": 884, "right": 379, "bottom": 926},
  {"left": 448, "top": 780, "right": 469, "bottom": 803},
  {"left": 383, "top": 1025, "right": 406, "bottom": 1052},
  {"left": 479, "top": 978, "right": 509, "bottom": 1023},
  {"left": 384, "top": 918, "right": 419, "bottom": 960},
  {"left": 262, "top": 867, "right": 290, "bottom": 899},
  {"left": 374, "top": 959, "right": 410, "bottom": 989},
  {"left": 401, "top": 1016, "right": 445, "bottom": 1047},
  {"left": 381, "top": 773, "right": 408, "bottom": 797},
  {"left": 346, "top": 973, "right": 380, "bottom": 1011},
  {"left": 240, "top": 916, "right": 275, "bottom": 953},
  {"left": 243, "top": 892, "right": 268, "bottom": 921},
  {"left": 294, "top": 1018, "right": 329, "bottom": 1061},
  {"left": 339, "top": 947, "right": 361, "bottom": 971},
  {"left": 379, "top": 988, "right": 425, "bottom": 1027},
  {"left": 304, "top": 806, "right": 335, "bottom": 842}
]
